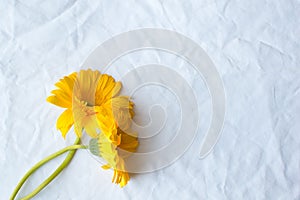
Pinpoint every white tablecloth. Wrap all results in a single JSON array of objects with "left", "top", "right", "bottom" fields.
[{"left": 1, "top": 0, "right": 299, "bottom": 199}]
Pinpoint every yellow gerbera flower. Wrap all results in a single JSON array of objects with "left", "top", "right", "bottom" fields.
[
  {"left": 98, "top": 129, "right": 138, "bottom": 187},
  {"left": 47, "top": 69, "right": 129, "bottom": 141}
]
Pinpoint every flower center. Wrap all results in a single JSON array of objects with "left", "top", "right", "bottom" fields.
[{"left": 81, "top": 101, "right": 98, "bottom": 116}]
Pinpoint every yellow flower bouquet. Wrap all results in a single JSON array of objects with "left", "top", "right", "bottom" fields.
[{"left": 10, "top": 69, "right": 138, "bottom": 200}]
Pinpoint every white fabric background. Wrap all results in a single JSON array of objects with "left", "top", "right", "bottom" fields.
[{"left": 1, "top": 0, "right": 299, "bottom": 199}]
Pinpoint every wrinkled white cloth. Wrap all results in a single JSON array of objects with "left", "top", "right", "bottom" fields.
[{"left": 0, "top": 0, "right": 299, "bottom": 199}]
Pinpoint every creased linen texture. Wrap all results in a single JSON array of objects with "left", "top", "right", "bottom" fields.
[{"left": 0, "top": 0, "right": 299, "bottom": 199}]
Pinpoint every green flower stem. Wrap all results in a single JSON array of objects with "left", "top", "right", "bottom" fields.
[{"left": 10, "top": 138, "right": 87, "bottom": 200}]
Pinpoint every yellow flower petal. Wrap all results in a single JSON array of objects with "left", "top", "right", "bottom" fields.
[
  {"left": 111, "top": 159, "right": 130, "bottom": 188},
  {"left": 56, "top": 108, "right": 74, "bottom": 138},
  {"left": 95, "top": 74, "right": 119, "bottom": 105},
  {"left": 101, "top": 164, "right": 111, "bottom": 170},
  {"left": 74, "top": 121, "right": 83, "bottom": 138},
  {"left": 74, "top": 69, "right": 101, "bottom": 105},
  {"left": 84, "top": 115, "right": 99, "bottom": 138},
  {"left": 98, "top": 133, "right": 118, "bottom": 167},
  {"left": 112, "top": 82, "right": 122, "bottom": 97},
  {"left": 118, "top": 130, "right": 139, "bottom": 153},
  {"left": 47, "top": 72, "right": 77, "bottom": 108},
  {"left": 47, "top": 95, "right": 70, "bottom": 108},
  {"left": 54, "top": 72, "right": 77, "bottom": 97},
  {"left": 118, "top": 170, "right": 130, "bottom": 187}
]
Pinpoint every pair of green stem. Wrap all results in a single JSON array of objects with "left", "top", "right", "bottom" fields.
[{"left": 10, "top": 138, "right": 87, "bottom": 200}]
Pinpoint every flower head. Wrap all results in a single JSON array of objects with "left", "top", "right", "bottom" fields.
[{"left": 47, "top": 69, "right": 130, "bottom": 141}]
